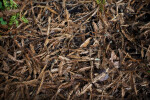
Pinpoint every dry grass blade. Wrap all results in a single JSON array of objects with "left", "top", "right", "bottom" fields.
[
  {"left": 36, "top": 72, "right": 45, "bottom": 95},
  {"left": 58, "top": 61, "right": 64, "bottom": 76},
  {"left": 77, "top": 66, "right": 91, "bottom": 72},
  {"left": 38, "top": 64, "right": 47, "bottom": 79},
  {"left": 35, "top": 5, "right": 58, "bottom": 15},
  {"left": 22, "top": 79, "right": 38, "bottom": 85},
  {"left": 77, "top": 83, "right": 92, "bottom": 96},
  {"left": 47, "top": 17, "right": 51, "bottom": 35}
]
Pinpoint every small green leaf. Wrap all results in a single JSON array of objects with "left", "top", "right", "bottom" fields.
[
  {"left": 0, "top": 17, "right": 3, "bottom": 21},
  {"left": 16, "top": 13, "right": 19, "bottom": 17},
  {"left": 96, "top": 0, "right": 101, "bottom": 4},
  {"left": 0, "top": 17, "right": 7, "bottom": 25},
  {"left": 15, "top": 20, "right": 19, "bottom": 26},
  {"left": 3, "top": 0, "right": 8, "bottom": 8},
  {"left": 10, "top": 0, "right": 13, "bottom": 6},
  {"left": 1, "top": 20, "right": 7, "bottom": 25},
  {"left": 102, "top": 0, "right": 106, "bottom": 4},
  {"left": 12, "top": 15, "right": 17, "bottom": 19},
  {"left": 21, "top": 17, "right": 28, "bottom": 23},
  {"left": 0, "top": 2, "right": 2, "bottom": 9},
  {"left": 9, "top": 21, "right": 12, "bottom": 24}
]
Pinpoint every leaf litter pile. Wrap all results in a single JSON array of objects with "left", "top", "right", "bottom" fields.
[{"left": 0, "top": 0, "right": 150, "bottom": 99}]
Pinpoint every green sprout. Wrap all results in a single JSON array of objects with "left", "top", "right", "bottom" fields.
[
  {"left": 95, "top": 0, "right": 106, "bottom": 12},
  {"left": 0, "top": 0, "right": 28, "bottom": 27},
  {"left": 21, "top": 16, "right": 29, "bottom": 23},
  {"left": 3, "top": 0, "right": 17, "bottom": 10},
  {"left": 9, "top": 13, "right": 19, "bottom": 26},
  {"left": 0, "top": 2, "right": 4, "bottom": 9},
  {"left": 0, "top": 17, "right": 7, "bottom": 25}
]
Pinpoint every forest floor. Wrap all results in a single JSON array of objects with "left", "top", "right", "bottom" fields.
[{"left": 0, "top": 0, "right": 150, "bottom": 100}]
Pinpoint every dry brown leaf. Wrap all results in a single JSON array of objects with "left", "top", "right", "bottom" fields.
[
  {"left": 110, "top": 51, "right": 120, "bottom": 68},
  {"left": 51, "top": 68, "right": 58, "bottom": 73},
  {"left": 113, "top": 61, "right": 120, "bottom": 68},
  {"left": 80, "top": 37, "right": 91, "bottom": 48},
  {"left": 98, "top": 20, "right": 103, "bottom": 30},
  {"left": 110, "top": 51, "right": 117, "bottom": 62},
  {"left": 127, "top": 6, "right": 135, "bottom": 13},
  {"left": 101, "top": 14, "right": 109, "bottom": 27},
  {"left": 92, "top": 21, "right": 98, "bottom": 32},
  {"left": 93, "top": 68, "right": 109, "bottom": 83}
]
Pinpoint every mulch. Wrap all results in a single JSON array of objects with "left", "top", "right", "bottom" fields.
[{"left": 0, "top": 0, "right": 150, "bottom": 99}]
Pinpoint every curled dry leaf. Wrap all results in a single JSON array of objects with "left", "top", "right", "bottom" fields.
[
  {"left": 98, "top": 20, "right": 103, "bottom": 30},
  {"left": 110, "top": 51, "right": 117, "bottom": 62},
  {"left": 113, "top": 61, "right": 120, "bottom": 68},
  {"left": 110, "top": 51, "right": 120, "bottom": 68},
  {"left": 93, "top": 68, "right": 109, "bottom": 83},
  {"left": 92, "top": 21, "right": 98, "bottom": 32},
  {"left": 93, "top": 39, "right": 99, "bottom": 47},
  {"left": 80, "top": 37, "right": 91, "bottom": 48}
]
